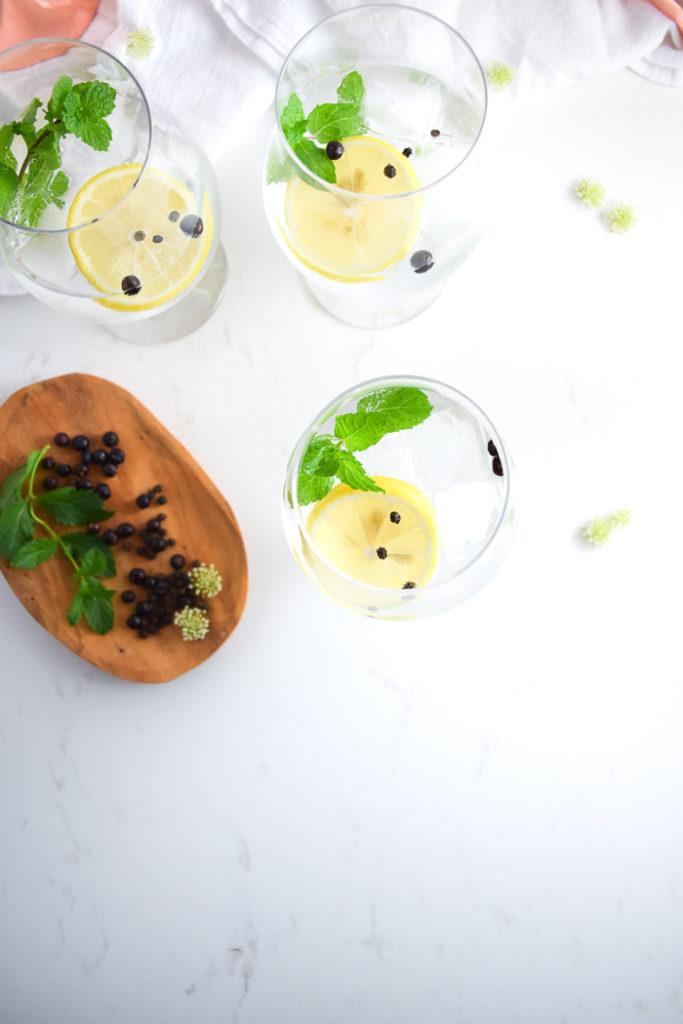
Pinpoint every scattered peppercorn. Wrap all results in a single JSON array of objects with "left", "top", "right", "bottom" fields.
[
  {"left": 389, "top": 511, "right": 401, "bottom": 524},
  {"left": 376, "top": 547, "right": 388, "bottom": 560},
  {"left": 180, "top": 214, "right": 203, "bottom": 238},
  {"left": 168, "top": 210, "right": 180, "bottom": 222},
  {"left": 102, "top": 463, "right": 117, "bottom": 478},
  {"left": 54, "top": 432, "right": 69, "bottom": 447},
  {"left": 430, "top": 128, "right": 440, "bottom": 137},
  {"left": 43, "top": 476, "right": 58, "bottom": 490},
  {"left": 492, "top": 456, "right": 504, "bottom": 477},
  {"left": 42, "top": 456, "right": 56, "bottom": 470},
  {"left": 116, "top": 522, "right": 135, "bottom": 538},
  {"left": 57, "top": 463, "right": 71, "bottom": 477},
  {"left": 402, "top": 581, "right": 416, "bottom": 589},
  {"left": 121, "top": 591, "right": 136, "bottom": 603},
  {"left": 101, "top": 529, "right": 118, "bottom": 545},
  {"left": 383, "top": 163, "right": 396, "bottom": 178},
  {"left": 102, "top": 431, "right": 118, "bottom": 447},
  {"left": 402, "top": 147, "right": 413, "bottom": 157},
  {"left": 121, "top": 274, "right": 142, "bottom": 296},
  {"left": 410, "top": 249, "right": 435, "bottom": 274},
  {"left": 152, "top": 234, "right": 163, "bottom": 243},
  {"left": 136, "top": 493, "right": 151, "bottom": 509},
  {"left": 107, "top": 447, "right": 125, "bottom": 465},
  {"left": 487, "top": 439, "right": 498, "bottom": 458},
  {"left": 326, "top": 140, "right": 344, "bottom": 160},
  {"left": 133, "top": 230, "right": 145, "bottom": 241},
  {"left": 95, "top": 483, "right": 111, "bottom": 499}
]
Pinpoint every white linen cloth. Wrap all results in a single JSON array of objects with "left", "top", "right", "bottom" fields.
[{"left": 1, "top": 0, "right": 681, "bottom": 295}]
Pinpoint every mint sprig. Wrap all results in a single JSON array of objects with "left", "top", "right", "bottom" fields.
[
  {"left": 271, "top": 71, "right": 367, "bottom": 185},
  {"left": 0, "top": 446, "right": 117, "bottom": 634},
  {"left": 297, "top": 387, "right": 432, "bottom": 506},
  {"left": 0, "top": 75, "right": 116, "bottom": 228}
]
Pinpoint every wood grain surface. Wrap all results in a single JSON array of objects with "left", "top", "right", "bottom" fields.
[{"left": 0, "top": 374, "right": 248, "bottom": 683}]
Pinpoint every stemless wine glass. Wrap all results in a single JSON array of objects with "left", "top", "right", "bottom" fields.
[
  {"left": 0, "top": 38, "right": 226, "bottom": 343},
  {"left": 263, "top": 4, "right": 487, "bottom": 328},
  {"left": 283, "top": 376, "right": 517, "bottom": 619}
]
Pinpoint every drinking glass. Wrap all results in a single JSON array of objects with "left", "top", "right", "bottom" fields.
[
  {"left": 263, "top": 4, "right": 487, "bottom": 328},
  {"left": 0, "top": 38, "right": 226, "bottom": 343},
  {"left": 283, "top": 376, "right": 517, "bottom": 619}
]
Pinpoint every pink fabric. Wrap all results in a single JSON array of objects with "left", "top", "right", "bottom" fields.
[{"left": 645, "top": 0, "right": 683, "bottom": 31}]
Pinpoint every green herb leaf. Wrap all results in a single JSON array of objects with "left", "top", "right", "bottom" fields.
[
  {"left": 37, "top": 486, "right": 114, "bottom": 526},
  {"left": 281, "top": 93, "right": 307, "bottom": 146},
  {"left": 62, "top": 81, "right": 116, "bottom": 151},
  {"left": 61, "top": 531, "right": 115, "bottom": 577},
  {"left": 0, "top": 164, "right": 19, "bottom": 217},
  {"left": 0, "top": 463, "right": 30, "bottom": 510},
  {"left": 335, "top": 450, "right": 385, "bottom": 493},
  {"left": 66, "top": 583, "right": 86, "bottom": 626},
  {"left": 297, "top": 436, "right": 341, "bottom": 505},
  {"left": 46, "top": 76, "right": 73, "bottom": 120},
  {"left": 335, "top": 387, "right": 433, "bottom": 451},
  {"left": 337, "top": 71, "right": 365, "bottom": 106},
  {"left": 82, "top": 582, "right": 116, "bottom": 634},
  {"left": 72, "top": 544, "right": 108, "bottom": 579},
  {"left": 292, "top": 138, "right": 336, "bottom": 184},
  {"left": 10, "top": 536, "right": 58, "bottom": 568},
  {"left": 306, "top": 102, "right": 366, "bottom": 144},
  {"left": 0, "top": 499, "right": 34, "bottom": 559}
]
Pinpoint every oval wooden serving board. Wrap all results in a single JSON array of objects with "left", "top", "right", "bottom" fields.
[{"left": 0, "top": 374, "right": 248, "bottom": 683}]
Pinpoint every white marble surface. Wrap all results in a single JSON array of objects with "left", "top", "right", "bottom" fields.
[{"left": 1, "top": 67, "right": 683, "bottom": 1024}]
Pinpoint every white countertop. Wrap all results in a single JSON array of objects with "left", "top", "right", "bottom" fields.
[{"left": 1, "top": 66, "right": 683, "bottom": 1024}]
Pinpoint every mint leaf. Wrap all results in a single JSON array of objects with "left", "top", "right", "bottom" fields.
[
  {"left": 337, "top": 71, "right": 365, "bottom": 106},
  {"left": 66, "top": 576, "right": 115, "bottom": 633},
  {"left": 336, "top": 450, "right": 384, "bottom": 493},
  {"left": 82, "top": 581, "right": 115, "bottom": 634},
  {"left": 281, "top": 93, "right": 307, "bottom": 146},
  {"left": 61, "top": 532, "right": 115, "bottom": 577},
  {"left": 46, "top": 76, "right": 73, "bottom": 120},
  {"left": 0, "top": 123, "right": 19, "bottom": 170},
  {"left": 62, "top": 81, "right": 116, "bottom": 151},
  {"left": 66, "top": 583, "right": 86, "bottom": 626},
  {"left": 292, "top": 139, "right": 336, "bottom": 184},
  {"left": 298, "top": 470, "right": 335, "bottom": 506},
  {"left": 307, "top": 102, "right": 366, "bottom": 144},
  {"left": 10, "top": 536, "right": 58, "bottom": 568},
  {"left": 298, "top": 436, "right": 341, "bottom": 505},
  {"left": 73, "top": 544, "right": 108, "bottom": 579},
  {"left": 336, "top": 387, "right": 433, "bottom": 451},
  {"left": 0, "top": 499, "right": 34, "bottom": 559},
  {"left": 37, "top": 486, "right": 114, "bottom": 525},
  {"left": 0, "top": 463, "right": 30, "bottom": 510}
]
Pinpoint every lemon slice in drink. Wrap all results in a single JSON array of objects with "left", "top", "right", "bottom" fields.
[
  {"left": 67, "top": 163, "right": 212, "bottom": 311},
  {"left": 307, "top": 476, "right": 438, "bottom": 588},
  {"left": 284, "top": 137, "right": 423, "bottom": 282}
]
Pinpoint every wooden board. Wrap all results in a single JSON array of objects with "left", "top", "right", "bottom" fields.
[{"left": 0, "top": 373, "right": 248, "bottom": 683}]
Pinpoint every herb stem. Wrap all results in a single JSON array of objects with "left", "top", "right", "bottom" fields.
[
  {"left": 25, "top": 445, "right": 79, "bottom": 572},
  {"left": 17, "top": 122, "right": 61, "bottom": 184}
]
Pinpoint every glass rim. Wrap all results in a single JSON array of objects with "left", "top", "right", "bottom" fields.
[
  {"left": 274, "top": 2, "right": 488, "bottom": 200},
  {"left": 0, "top": 37, "right": 152, "bottom": 234},
  {"left": 285, "top": 373, "right": 512, "bottom": 596}
]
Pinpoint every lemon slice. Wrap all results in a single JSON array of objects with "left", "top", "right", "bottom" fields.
[
  {"left": 67, "top": 163, "right": 212, "bottom": 311},
  {"left": 284, "top": 136, "right": 423, "bottom": 282},
  {"left": 306, "top": 475, "right": 438, "bottom": 588}
]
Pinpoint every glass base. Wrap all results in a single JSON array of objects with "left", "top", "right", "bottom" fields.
[
  {"left": 107, "top": 242, "right": 228, "bottom": 344},
  {"left": 306, "top": 274, "right": 446, "bottom": 329}
]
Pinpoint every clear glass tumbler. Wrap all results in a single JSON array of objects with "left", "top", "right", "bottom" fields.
[
  {"left": 0, "top": 38, "right": 226, "bottom": 343},
  {"left": 263, "top": 4, "right": 487, "bottom": 328},
  {"left": 283, "top": 375, "right": 517, "bottom": 619}
]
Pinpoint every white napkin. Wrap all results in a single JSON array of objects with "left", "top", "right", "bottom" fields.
[{"left": 1, "top": 0, "right": 681, "bottom": 296}]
